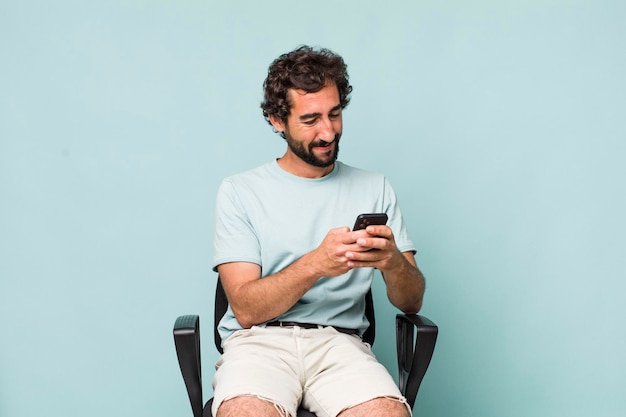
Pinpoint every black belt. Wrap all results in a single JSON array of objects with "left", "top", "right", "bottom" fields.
[{"left": 266, "top": 321, "right": 359, "bottom": 336}]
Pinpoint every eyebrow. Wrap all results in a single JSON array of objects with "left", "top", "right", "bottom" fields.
[{"left": 299, "top": 104, "right": 342, "bottom": 121}]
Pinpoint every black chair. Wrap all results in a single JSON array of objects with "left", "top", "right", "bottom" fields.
[{"left": 174, "top": 277, "right": 438, "bottom": 417}]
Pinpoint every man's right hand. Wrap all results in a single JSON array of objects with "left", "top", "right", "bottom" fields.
[
  {"left": 306, "top": 226, "right": 373, "bottom": 278},
  {"left": 218, "top": 226, "right": 370, "bottom": 328}
]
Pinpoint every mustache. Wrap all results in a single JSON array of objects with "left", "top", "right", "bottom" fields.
[{"left": 312, "top": 134, "right": 341, "bottom": 148}]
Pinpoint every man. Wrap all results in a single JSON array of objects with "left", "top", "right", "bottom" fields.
[{"left": 212, "top": 45, "right": 426, "bottom": 417}]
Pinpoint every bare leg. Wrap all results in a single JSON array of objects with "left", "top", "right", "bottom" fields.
[
  {"left": 337, "top": 397, "right": 410, "bottom": 417},
  {"left": 216, "top": 395, "right": 292, "bottom": 417}
]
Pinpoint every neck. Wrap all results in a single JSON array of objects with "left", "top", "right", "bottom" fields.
[{"left": 276, "top": 154, "right": 335, "bottom": 178}]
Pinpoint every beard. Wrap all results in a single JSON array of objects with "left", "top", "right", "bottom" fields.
[{"left": 284, "top": 133, "right": 341, "bottom": 168}]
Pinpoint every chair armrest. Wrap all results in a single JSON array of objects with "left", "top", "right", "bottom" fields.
[
  {"left": 395, "top": 314, "right": 438, "bottom": 409},
  {"left": 174, "top": 315, "right": 203, "bottom": 417}
]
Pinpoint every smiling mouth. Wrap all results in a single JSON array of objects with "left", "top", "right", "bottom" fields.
[{"left": 314, "top": 140, "right": 335, "bottom": 148}]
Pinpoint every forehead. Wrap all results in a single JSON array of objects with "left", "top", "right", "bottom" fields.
[{"left": 287, "top": 83, "right": 340, "bottom": 115}]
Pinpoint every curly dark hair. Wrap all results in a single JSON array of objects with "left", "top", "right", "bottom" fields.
[{"left": 261, "top": 45, "right": 353, "bottom": 130}]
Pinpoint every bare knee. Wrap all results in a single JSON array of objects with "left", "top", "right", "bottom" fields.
[
  {"left": 338, "top": 396, "right": 411, "bottom": 417},
  {"left": 216, "top": 395, "right": 290, "bottom": 417}
]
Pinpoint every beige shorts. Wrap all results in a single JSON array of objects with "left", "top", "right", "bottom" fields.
[{"left": 212, "top": 325, "right": 409, "bottom": 417}]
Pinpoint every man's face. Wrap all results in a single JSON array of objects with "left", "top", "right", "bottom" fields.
[{"left": 272, "top": 83, "right": 343, "bottom": 169}]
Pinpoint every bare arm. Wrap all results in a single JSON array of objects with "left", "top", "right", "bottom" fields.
[
  {"left": 345, "top": 225, "right": 425, "bottom": 313},
  {"left": 218, "top": 226, "right": 367, "bottom": 328}
]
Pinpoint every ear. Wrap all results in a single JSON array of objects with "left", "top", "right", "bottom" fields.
[{"left": 269, "top": 114, "right": 285, "bottom": 133}]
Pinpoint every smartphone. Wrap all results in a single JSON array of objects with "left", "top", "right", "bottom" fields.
[{"left": 352, "top": 213, "right": 388, "bottom": 231}]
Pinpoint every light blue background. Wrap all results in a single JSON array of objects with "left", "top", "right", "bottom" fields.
[{"left": 1, "top": 1, "right": 625, "bottom": 416}]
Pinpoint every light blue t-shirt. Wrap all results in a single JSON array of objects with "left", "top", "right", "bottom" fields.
[{"left": 212, "top": 160, "right": 415, "bottom": 343}]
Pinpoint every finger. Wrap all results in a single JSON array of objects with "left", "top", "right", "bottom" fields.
[
  {"left": 331, "top": 226, "right": 351, "bottom": 235},
  {"left": 346, "top": 249, "right": 383, "bottom": 262},
  {"left": 356, "top": 236, "right": 386, "bottom": 250},
  {"left": 365, "top": 225, "right": 392, "bottom": 237},
  {"left": 344, "top": 229, "right": 369, "bottom": 244},
  {"left": 338, "top": 229, "right": 368, "bottom": 245},
  {"left": 346, "top": 259, "right": 379, "bottom": 269}
]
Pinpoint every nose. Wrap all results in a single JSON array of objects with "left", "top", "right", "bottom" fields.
[{"left": 318, "top": 116, "right": 339, "bottom": 142}]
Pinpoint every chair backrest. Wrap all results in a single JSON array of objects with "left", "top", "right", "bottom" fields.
[{"left": 213, "top": 276, "right": 376, "bottom": 354}]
